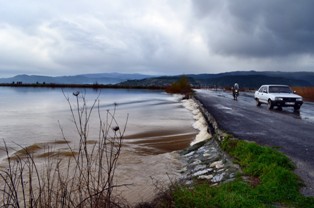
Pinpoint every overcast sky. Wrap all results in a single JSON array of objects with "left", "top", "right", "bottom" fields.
[{"left": 1, "top": 0, "right": 314, "bottom": 77}]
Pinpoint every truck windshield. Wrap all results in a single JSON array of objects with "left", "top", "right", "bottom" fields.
[{"left": 269, "top": 86, "right": 292, "bottom": 93}]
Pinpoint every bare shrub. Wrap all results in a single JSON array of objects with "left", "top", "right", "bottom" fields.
[
  {"left": 0, "top": 91, "right": 129, "bottom": 207},
  {"left": 165, "top": 75, "right": 193, "bottom": 97},
  {"left": 292, "top": 86, "right": 314, "bottom": 101}
]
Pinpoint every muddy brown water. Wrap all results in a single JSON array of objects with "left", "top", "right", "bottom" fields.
[{"left": 0, "top": 87, "right": 199, "bottom": 205}]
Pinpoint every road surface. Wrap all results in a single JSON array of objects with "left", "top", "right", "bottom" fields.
[{"left": 195, "top": 89, "right": 314, "bottom": 196}]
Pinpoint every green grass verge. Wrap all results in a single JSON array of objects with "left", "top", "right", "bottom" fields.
[{"left": 171, "top": 137, "right": 314, "bottom": 208}]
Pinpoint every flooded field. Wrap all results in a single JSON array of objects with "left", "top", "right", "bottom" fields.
[{"left": 0, "top": 87, "right": 200, "bottom": 204}]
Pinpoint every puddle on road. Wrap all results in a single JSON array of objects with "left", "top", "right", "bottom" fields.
[{"left": 214, "top": 104, "right": 245, "bottom": 117}]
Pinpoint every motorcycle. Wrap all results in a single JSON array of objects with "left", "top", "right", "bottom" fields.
[{"left": 233, "top": 89, "right": 239, "bottom": 100}]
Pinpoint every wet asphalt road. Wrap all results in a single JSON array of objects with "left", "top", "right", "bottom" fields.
[{"left": 195, "top": 89, "right": 314, "bottom": 196}]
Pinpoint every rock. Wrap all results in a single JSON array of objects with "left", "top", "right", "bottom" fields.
[
  {"left": 179, "top": 136, "right": 241, "bottom": 186},
  {"left": 185, "top": 180, "right": 193, "bottom": 185},
  {"left": 191, "top": 159, "right": 202, "bottom": 165},
  {"left": 178, "top": 97, "right": 241, "bottom": 186},
  {"left": 217, "top": 169, "right": 224, "bottom": 173},
  {"left": 184, "top": 151, "right": 195, "bottom": 157},
  {"left": 210, "top": 160, "right": 224, "bottom": 169},
  {"left": 211, "top": 173, "right": 225, "bottom": 183},
  {"left": 198, "top": 175, "right": 213, "bottom": 180},
  {"left": 192, "top": 168, "right": 212, "bottom": 177},
  {"left": 179, "top": 167, "right": 187, "bottom": 173},
  {"left": 203, "top": 153, "right": 211, "bottom": 157},
  {"left": 193, "top": 165, "right": 207, "bottom": 172},
  {"left": 229, "top": 173, "right": 236, "bottom": 178}
]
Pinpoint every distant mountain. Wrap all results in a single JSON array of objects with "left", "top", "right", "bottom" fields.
[
  {"left": 118, "top": 71, "right": 314, "bottom": 88},
  {"left": 196, "top": 74, "right": 311, "bottom": 88},
  {"left": 81, "top": 72, "right": 153, "bottom": 80},
  {"left": 0, "top": 73, "right": 154, "bottom": 84},
  {"left": 1, "top": 71, "right": 313, "bottom": 88},
  {"left": 218, "top": 71, "right": 314, "bottom": 86}
]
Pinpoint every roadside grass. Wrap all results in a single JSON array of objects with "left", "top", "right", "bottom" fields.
[
  {"left": 292, "top": 87, "right": 314, "bottom": 102},
  {"left": 169, "top": 136, "right": 314, "bottom": 208}
]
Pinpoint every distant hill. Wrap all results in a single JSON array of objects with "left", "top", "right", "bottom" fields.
[
  {"left": 81, "top": 72, "right": 152, "bottom": 80},
  {"left": 117, "top": 76, "right": 198, "bottom": 87},
  {"left": 1, "top": 71, "right": 313, "bottom": 88},
  {"left": 0, "top": 73, "right": 154, "bottom": 85},
  {"left": 118, "top": 71, "right": 314, "bottom": 88}
]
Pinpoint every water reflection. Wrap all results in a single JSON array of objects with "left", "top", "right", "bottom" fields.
[{"left": 271, "top": 107, "right": 301, "bottom": 119}]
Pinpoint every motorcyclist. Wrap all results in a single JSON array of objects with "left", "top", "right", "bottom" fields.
[{"left": 232, "top": 83, "right": 239, "bottom": 100}]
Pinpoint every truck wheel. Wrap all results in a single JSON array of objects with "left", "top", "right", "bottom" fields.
[
  {"left": 294, "top": 106, "right": 300, "bottom": 111},
  {"left": 268, "top": 100, "right": 273, "bottom": 110}
]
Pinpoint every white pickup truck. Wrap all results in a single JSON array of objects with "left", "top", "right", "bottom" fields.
[{"left": 254, "top": 85, "right": 303, "bottom": 111}]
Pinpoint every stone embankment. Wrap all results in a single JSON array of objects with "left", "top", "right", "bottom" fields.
[{"left": 179, "top": 98, "right": 241, "bottom": 185}]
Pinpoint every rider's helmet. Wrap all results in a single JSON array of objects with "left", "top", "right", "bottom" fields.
[{"left": 234, "top": 83, "right": 239, "bottom": 90}]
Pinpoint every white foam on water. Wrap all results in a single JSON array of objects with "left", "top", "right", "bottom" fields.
[{"left": 182, "top": 98, "right": 211, "bottom": 146}]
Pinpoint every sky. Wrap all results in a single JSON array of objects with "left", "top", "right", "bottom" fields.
[{"left": 0, "top": 0, "right": 314, "bottom": 77}]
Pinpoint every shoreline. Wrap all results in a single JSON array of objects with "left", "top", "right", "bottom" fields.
[
  {"left": 0, "top": 83, "right": 166, "bottom": 90},
  {"left": 177, "top": 96, "right": 241, "bottom": 185}
]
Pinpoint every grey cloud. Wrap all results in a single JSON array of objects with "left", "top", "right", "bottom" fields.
[
  {"left": 41, "top": 12, "right": 201, "bottom": 75},
  {"left": 1, "top": 0, "right": 314, "bottom": 76},
  {"left": 190, "top": 0, "right": 225, "bottom": 18},
  {"left": 192, "top": 0, "right": 314, "bottom": 58}
]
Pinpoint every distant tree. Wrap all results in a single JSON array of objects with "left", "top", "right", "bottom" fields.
[{"left": 165, "top": 75, "right": 193, "bottom": 97}]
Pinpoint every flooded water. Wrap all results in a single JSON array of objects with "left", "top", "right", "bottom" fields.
[
  {"left": 0, "top": 87, "right": 198, "bottom": 204},
  {"left": 0, "top": 87, "right": 197, "bottom": 147}
]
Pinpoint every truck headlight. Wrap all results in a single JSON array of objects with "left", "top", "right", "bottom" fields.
[
  {"left": 275, "top": 97, "right": 283, "bottom": 101},
  {"left": 296, "top": 98, "right": 303, "bottom": 101}
]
